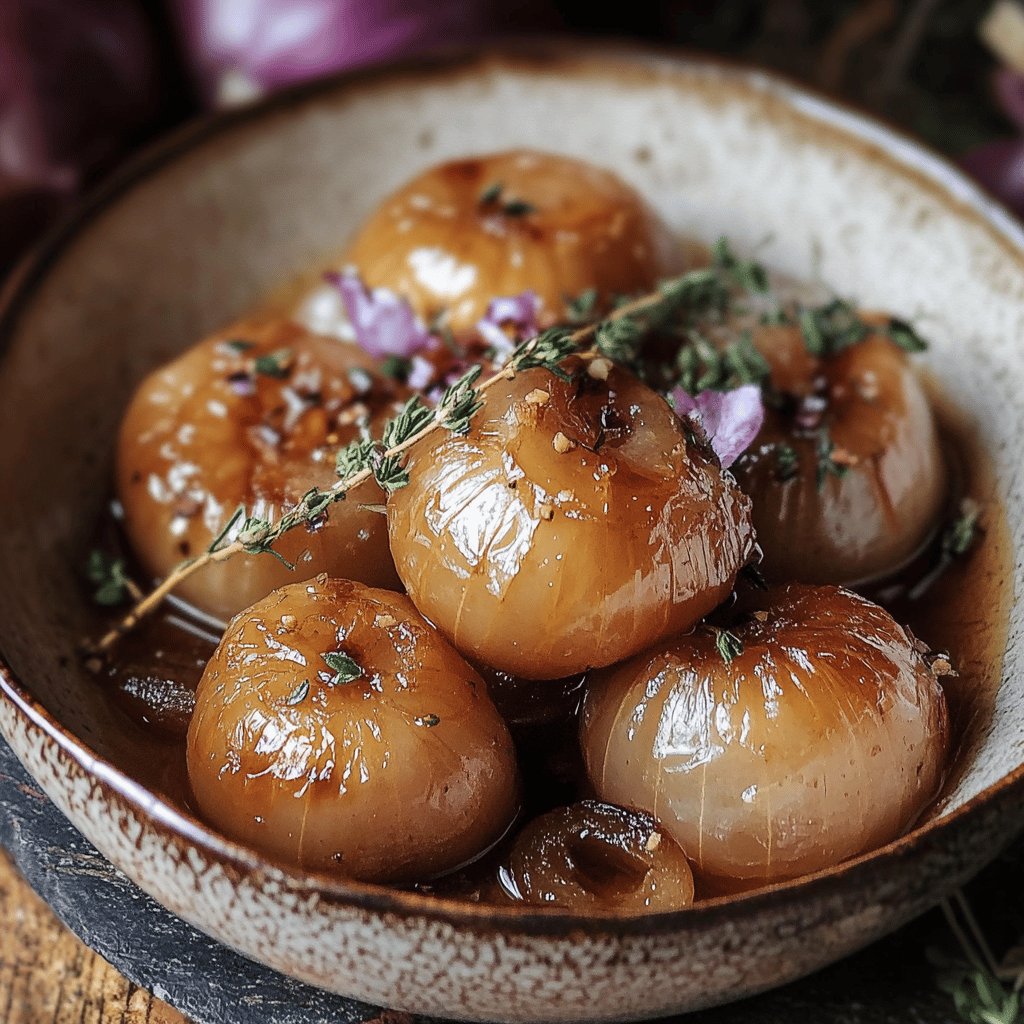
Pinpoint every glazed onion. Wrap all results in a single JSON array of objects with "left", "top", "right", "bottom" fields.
[
  {"left": 733, "top": 324, "right": 946, "bottom": 585},
  {"left": 387, "top": 357, "right": 756, "bottom": 679},
  {"left": 187, "top": 576, "right": 519, "bottom": 881},
  {"left": 500, "top": 800, "right": 695, "bottom": 913},
  {"left": 117, "top": 316, "right": 402, "bottom": 620},
  {"left": 341, "top": 149, "right": 678, "bottom": 334},
  {"left": 580, "top": 584, "right": 949, "bottom": 886}
]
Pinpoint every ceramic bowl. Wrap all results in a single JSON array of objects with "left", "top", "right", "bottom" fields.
[{"left": 1, "top": 42, "right": 1023, "bottom": 1023}]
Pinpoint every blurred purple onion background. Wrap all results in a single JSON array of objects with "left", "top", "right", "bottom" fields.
[{"left": 0, "top": 0, "right": 1019, "bottom": 276}]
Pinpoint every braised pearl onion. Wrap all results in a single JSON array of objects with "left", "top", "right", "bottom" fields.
[
  {"left": 387, "top": 357, "right": 756, "bottom": 679},
  {"left": 117, "top": 317, "right": 402, "bottom": 620},
  {"left": 187, "top": 577, "right": 519, "bottom": 881},
  {"left": 500, "top": 800, "right": 694, "bottom": 913},
  {"left": 580, "top": 584, "right": 949, "bottom": 886},
  {"left": 341, "top": 149, "right": 678, "bottom": 333},
  {"left": 733, "top": 325, "right": 946, "bottom": 585}
]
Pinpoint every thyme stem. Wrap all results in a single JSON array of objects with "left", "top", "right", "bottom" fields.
[{"left": 87, "top": 285, "right": 671, "bottom": 655}]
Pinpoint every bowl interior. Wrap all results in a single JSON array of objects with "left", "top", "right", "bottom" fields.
[{"left": 0, "top": 46, "right": 1022, "bottom": 908}]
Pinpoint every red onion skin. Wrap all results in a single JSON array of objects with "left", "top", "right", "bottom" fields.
[
  {"left": 172, "top": 0, "right": 497, "bottom": 106},
  {"left": 0, "top": 0, "right": 159, "bottom": 268}
]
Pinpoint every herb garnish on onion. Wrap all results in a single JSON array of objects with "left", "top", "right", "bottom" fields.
[
  {"left": 328, "top": 269, "right": 430, "bottom": 359},
  {"left": 670, "top": 384, "right": 765, "bottom": 469}
]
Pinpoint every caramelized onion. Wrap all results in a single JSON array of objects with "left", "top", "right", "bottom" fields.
[
  {"left": 580, "top": 584, "right": 949, "bottom": 886},
  {"left": 341, "top": 150, "right": 678, "bottom": 333},
  {"left": 387, "top": 358, "right": 756, "bottom": 679},
  {"left": 500, "top": 800, "right": 694, "bottom": 913},
  {"left": 187, "top": 577, "right": 519, "bottom": 881},
  {"left": 117, "top": 316, "right": 402, "bottom": 620},
  {"left": 734, "top": 325, "right": 946, "bottom": 585}
]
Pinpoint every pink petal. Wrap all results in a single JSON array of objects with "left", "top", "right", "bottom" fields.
[
  {"left": 327, "top": 270, "right": 430, "bottom": 360},
  {"left": 406, "top": 354, "right": 435, "bottom": 391},
  {"left": 671, "top": 384, "right": 765, "bottom": 468},
  {"left": 475, "top": 290, "right": 540, "bottom": 354},
  {"left": 172, "top": 0, "right": 493, "bottom": 107}
]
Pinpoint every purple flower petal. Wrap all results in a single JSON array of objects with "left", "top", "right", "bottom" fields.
[
  {"left": 475, "top": 290, "right": 540, "bottom": 354},
  {"left": 406, "top": 354, "right": 435, "bottom": 391},
  {"left": 671, "top": 384, "right": 765, "bottom": 469},
  {"left": 172, "top": 0, "right": 493, "bottom": 107},
  {"left": 327, "top": 270, "right": 430, "bottom": 360}
]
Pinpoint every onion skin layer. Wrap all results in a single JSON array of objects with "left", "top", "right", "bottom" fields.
[
  {"left": 187, "top": 577, "right": 519, "bottom": 882},
  {"left": 342, "top": 149, "right": 678, "bottom": 333},
  {"left": 580, "top": 584, "right": 950, "bottom": 886},
  {"left": 733, "top": 326, "right": 946, "bottom": 586},
  {"left": 117, "top": 316, "right": 402, "bottom": 620},
  {"left": 387, "top": 359, "right": 756, "bottom": 679}
]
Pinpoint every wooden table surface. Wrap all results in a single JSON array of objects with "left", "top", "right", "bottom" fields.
[{"left": 0, "top": 849, "right": 187, "bottom": 1024}]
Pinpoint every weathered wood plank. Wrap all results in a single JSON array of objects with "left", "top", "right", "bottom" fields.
[{"left": 0, "top": 849, "right": 187, "bottom": 1024}]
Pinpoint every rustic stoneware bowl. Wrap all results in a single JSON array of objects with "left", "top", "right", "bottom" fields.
[{"left": 1, "top": 43, "right": 1024, "bottom": 1023}]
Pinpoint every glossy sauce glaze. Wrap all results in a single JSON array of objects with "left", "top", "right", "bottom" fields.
[
  {"left": 387, "top": 356, "right": 756, "bottom": 679},
  {"left": 337, "top": 150, "right": 679, "bottom": 334},
  {"left": 117, "top": 315, "right": 404, "bottom": 621},
  {"left": 733, "top": 323, "right": 947, "bottom": 586}
]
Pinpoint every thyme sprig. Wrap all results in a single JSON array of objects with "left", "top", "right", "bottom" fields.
[
  {"left": 932, "top": 891, "right": 1023, "bottom": 1024},
  {"left": 87, "top": 277, "right": 706, "bottom": 655}
]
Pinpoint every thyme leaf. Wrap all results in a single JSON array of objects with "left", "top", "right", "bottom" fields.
[
  {"left": 798, "top": 299, "right": 870, "bottom": 358},
  {"left": 372, "top": 451, "right": 410, "bottom": 494},
  {"left": 335, "top": 437, "right": 375, "bottom": 480},
  {"left": 566, "top": 287, "right": 599, "bottom": 324},
  {"left": 437, "top": 365, "right": 483, "bottom": 435},
  {"left": 86, "top": 551, "right": 131, "bottom": 606},
  {"left": 381, "top": 396, "right": 434, "bottom": 449},
  {"left": 715, "top": 628, "right": 744, "bottom": 665},
  {"left": 322, "top": 651, "right": 363, "bottom": 686},
  {"left": 774, "top": 442, "right": 800, "bottom": 482},
  {"left": 815, "top": 428, "right": 849, "bottom": 491},
  {"left": 711, "top": 237, "right": 769, "bottom": 294},
  {"left": 253, "top": 348, "right": 293, "bottom": 379},
  {"left": 479, "top": 181, "right": 504, "bottom": 205},
  {"left": 596, "top": 317, "right": 643, "bottom": 365},
  {"left": 379, "top": 355, "right": 412, "bottom": 382},
  {"left": 886, "top": 316, "right": 929, "bottom": 353},
  {"left": 508, "top": 327, "right": 577, "bottom": 376}
]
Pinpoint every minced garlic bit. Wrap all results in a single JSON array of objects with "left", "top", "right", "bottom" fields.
[
  {"left": 587, "top": 357, "right": 612, "bottom": 381},
  {"left": 830, "top": 446, "right": 859, "bottom": 468},
  {"left": 644, "top": 831, "right": 661, "bottom": 853},
  {"left": 552, "top": 431, "right": 573, "bottom": 454},
  {"left": 525, "top": 388, "right": 550, "bottom": 406},
  {"left": 538, "top": 501, "right": 555, "bottom": 521},
  {"left": 375, "top": 613, "right": 397, "bottom": 628},
  {"left": 280, "top": 614, "right": 297, "bottom": 630}
]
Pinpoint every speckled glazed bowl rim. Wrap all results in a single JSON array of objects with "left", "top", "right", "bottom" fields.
[{"left": 2, "top": 38, "right": 1023, "bottom": 939}]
